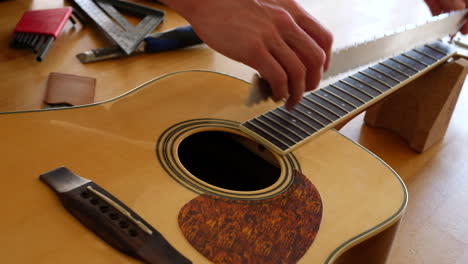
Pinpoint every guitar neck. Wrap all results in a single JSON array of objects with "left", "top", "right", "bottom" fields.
[{"left": 239, "top": 41, "right": 457, "bottom": 155}]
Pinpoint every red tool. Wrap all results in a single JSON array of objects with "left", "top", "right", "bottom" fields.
[{"left": 11, "top": 7, "right": 76, "bottom": 61}]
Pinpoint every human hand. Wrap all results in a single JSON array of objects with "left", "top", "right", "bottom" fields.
[
  {"left": 425, "top": 0, "right": 468, "bottom": 33},
  {"left": 161, "top": 0, "right": 333, "bottom": 109}
]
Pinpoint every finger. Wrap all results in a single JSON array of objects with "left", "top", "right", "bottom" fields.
[
  {"left": 280, "top": 24, "right": 325, "bottom": 93},
  {"left": 440, "top": 0, "right": 466, "bottom": 10},
  {"left": 425, "top": 0, "right": 443, "bottom": 14},
  {"left": 295, "top": 14, "right": 333, "bottom": 71},
  {"left": 268, "top": 38, "right": 306, "bottom": 110},
  {"left": 460, "top": 2, "right": 468, "bottom": 34},
  {"left": 462, "top": 20, "right": 468, "bottom": 34},
  {"left": 248, "top": 47, "right": 289, "bottom": 102}
]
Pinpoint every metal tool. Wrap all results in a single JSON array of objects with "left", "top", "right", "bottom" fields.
[
  {"left": 322, "top": 9, "right": 468, "bottom": 81},
  {"left": 72, "top": 0, "right": 165, "bottom": 55},
  {"left": 11, "top": 7, "right": 77, "bottom": 62},
  {"left": 76, "top": 25, "right": 203, "bottom": 63},
  {"left": 246, "top": 9, "right": 468, "bottom": 106}
]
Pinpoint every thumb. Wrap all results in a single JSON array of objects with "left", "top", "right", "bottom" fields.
[{"left": 462, "top": 19, "right": 468, "bottom": 34}]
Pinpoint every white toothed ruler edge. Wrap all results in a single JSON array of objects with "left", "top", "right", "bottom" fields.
[
  {"left": 322, "top": 9, "right": 467, "bottom": 81},
  {"left": 245, "top": 9, "right": 467, "bottom": 106}
]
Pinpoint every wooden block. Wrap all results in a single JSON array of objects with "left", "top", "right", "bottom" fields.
[{"left": 364, "top": 58, "right": 468, "bottom": 153}]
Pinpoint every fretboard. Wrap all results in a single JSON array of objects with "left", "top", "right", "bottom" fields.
[{"left": 239, "top": 41, "right": 457, "bottom": 155}]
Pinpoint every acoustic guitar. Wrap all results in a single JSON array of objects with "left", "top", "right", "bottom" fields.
[{"left": 0, "top": 40, "right": 452, "bottom": 263}]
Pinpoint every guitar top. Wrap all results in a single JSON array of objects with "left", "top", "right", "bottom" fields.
[{"left": 0, "top": 69, "right": 407, "bottom": 263}]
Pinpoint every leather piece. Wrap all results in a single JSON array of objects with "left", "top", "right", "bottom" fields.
[{"left": 44, "top": 72, "right": 96, "bottom": 106}]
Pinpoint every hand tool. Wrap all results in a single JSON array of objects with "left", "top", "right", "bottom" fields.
[
  {"left": 246, "top": 9, "right": 468, "bottom": 106},
  {"left": 76, "top": 25, "right": 203, "bottom": 63},
  {"left": 11, "top": 7, "right": 76, "bottom": 61},
  {"left": 72, "top": 0, "right": 165, "bottom": 55}
]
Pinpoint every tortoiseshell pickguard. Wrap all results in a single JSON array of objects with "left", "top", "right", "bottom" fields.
[{"left": 178, "top": 171, "right": 323, "bottom": 263}]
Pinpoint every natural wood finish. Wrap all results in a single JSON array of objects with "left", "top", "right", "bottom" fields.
[
  {"left": 335, "top": 220, "right": 401, "bottom": 264},
  {"left": 39, "top": 167, "right": 190, "bottom": 264},
  {"left": 2, "top": 1, "right": 467, "bottom": 263},
  {"left": 364, "top": 58, "right": 468, "bottom": 153},
  {"left": 0, "top": 0, "right": 432, "bottom": 113},
  {"left": 0, "top": 0, "right": 254, "bottom": 112},
  {"left": 0, "top": 71, "right": 406, "bottom": 263}
]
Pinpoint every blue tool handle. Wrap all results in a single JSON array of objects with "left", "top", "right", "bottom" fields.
[{"left": 144, "top": 25, "right": 203, "bottom": 53}]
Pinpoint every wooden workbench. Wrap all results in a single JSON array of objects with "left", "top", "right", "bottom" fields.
[{"left": 0, "top": 0, "right": 467, "bottom": 263}]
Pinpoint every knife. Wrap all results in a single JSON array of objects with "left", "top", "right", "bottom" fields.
[{"left": 76, "top": 25, "right": 203, "bottom": 63}]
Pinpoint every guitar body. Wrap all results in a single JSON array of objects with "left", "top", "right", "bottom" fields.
[{"left": 0, "top": 71, "right": 406, "bottom": 263}]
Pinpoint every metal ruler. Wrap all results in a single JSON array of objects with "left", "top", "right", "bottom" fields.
[
  {"left": 246, "top": 9, "right": 468, "bottom": 107},
  {"left": 322, "top": 10, "right": 467, "bottom": 81},
  {"left": 72, "top": 0, "right": 165, "bottom": 54}
]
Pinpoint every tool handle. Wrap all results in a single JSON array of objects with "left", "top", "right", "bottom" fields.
[{"left": 144, "top": 25, "right": 203, "bottom": 53}]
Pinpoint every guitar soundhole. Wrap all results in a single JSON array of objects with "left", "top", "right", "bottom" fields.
[
  {"left": 158, "top": 119, "right": 298, "bottom": 199},
  {"left": 178, "top": 131, "right": 280, "bottom": 191}
]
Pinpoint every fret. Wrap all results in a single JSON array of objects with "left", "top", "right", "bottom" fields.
[
  {"left": 426, "top": 41, "right": 451, "bottom": 55},
  {"left": 384, "top": 59, "right": 418, "bottom": 76},
  {"left": 417, "top": 45, "right": 446, "bottom": 59},
  {"left": 361, "top": 68, "right": 399, "bottom": 87},
  {"left": 280, "top": 107, "right": 325, "bottom": 130},
  {"left": 243, "top": 122, "right": 290, "bottom": 150},
  {"left": 378, "top": 62, "right": 411, "bottom": 79},
  {"left": 337, "top": 77, "right": 374, "bottom": 101},
  {"left": 325, "top": 85, "right": 364, "bottom": 107},
  {"left": 346, "top": 76, "right": 382, "bottom": 96},
  {"left": 276, "top": 108, "right": 323, "bottom": 131},
  {"left": 353, "top": 72, "right": 391, "bottom": 93},
  {"left": 424, "top": 44, "right": 448, "bottom": 57},
  {"left": 358, "top": 71, "right": 394, "bottom": 89},
  {"left": 262, "top": 114, "right": 306, "bottom": 140},
  {"left": 297, "top": 101, "right": 334, "bottom": 123},
  {"left": 412, "top": 48, "right": 438, "bottom": 61},
  {"left": 266, "top": 112, "right": 311, "bottom": 136},
  {"left": 250, "top": 119, "right": 293, "bottom": 146},
  {"left": 390, "top": 57, "right": 422, "bottom": 72},
  {"left": 301, "top": 97, "right": 342, "bottom": 120},
  {"left": 333, "top": 80, "right": 374, "bottom": 102},
  {"left": 254, "top": 117, "right": 299, "bottom": 144},
  {"left": 295, "top": 104, "right": 332, "bottom": 125},
  {"left": 401, "top": 53, "right": 429, "bottom": 67},
  {"left": 240, "top": 40, "right": 456, "bottom": 154},
  {"left": 308, "top": 92, "right": 350, "bottom": 114},
  {"left": 317, "top": 89, "right": 358, "bottom": 111},
  {"left": 369, "top": 66, "right": 404, "bottom": 83},
  {"left": 405, "top": 50, "right": 437, "bottom": 65},
  {"left": 330, "top": 84, "right": 370, "bottom": 104}
]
